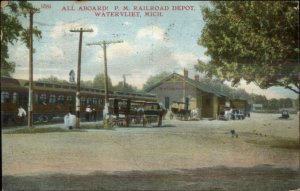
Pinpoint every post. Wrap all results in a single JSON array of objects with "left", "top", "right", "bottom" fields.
[
  {"left": 123, "top": 74, "right": 126, "bottom": 87},
  {"left": 70, "top": 28, "right": 93, "bottom": 128},
  {"left": 76, "top": 29, "right": 83, "bottom": 128},
  {"left": 103, "top": 43, "right": 108, "bottom": 104},
  {"left": 86, "top": 40, "right": 123, "bottom": 127},
  {"left": 28, "top": 10, "right": 34, "bottom": 128},
  {"left": 102, "top": 42, "right": 110, "bottom": 127}
]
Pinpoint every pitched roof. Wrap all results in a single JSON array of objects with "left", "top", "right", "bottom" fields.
[{"left": 145, "top": 73, "right": 227, "bottom": 97}]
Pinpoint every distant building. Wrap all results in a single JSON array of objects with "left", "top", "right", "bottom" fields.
[
  {"left": 145, "top": 70, "right": 227, "bottom": 119},
  {"left": 252, "top": 104, "right": 263, "bottom": 111}
]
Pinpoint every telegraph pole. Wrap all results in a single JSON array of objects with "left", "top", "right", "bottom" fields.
[
  {"left": 70, "top": 28, "right": 93, "bottom": 128},
  {"left": 298, "top": 71, "right": 300, "bottom": 172},
  {"left": 123, "top": 74, "right": 131, "bottom": 87},
  {"left": 87, "top": 40, "right": 123, "bottom": 126},
  {"left": 26, "top": 8, "right": 39, "bottom": 128}
]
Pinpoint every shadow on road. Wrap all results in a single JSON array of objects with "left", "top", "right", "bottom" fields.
[{"left": 3, "top": 165, "right": 300, "bottom": 191}]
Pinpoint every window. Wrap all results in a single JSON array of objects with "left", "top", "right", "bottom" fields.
[
  {"left": 40, "top": 94, "right": 47, "bottom": 104},
  {"left": 13, "top": 92, "right": 18, "bottom": 104},
  {"left": 57, "top": 95, "right": 65, "bottom": 104},
  {"left": 49, "top": 94, "right": 56, "bottom": 104},
  {"left": 1, "top": 91, "right": 10, "bottom": 103},
  {"left": 34, "top": 93, "right": 38, "bottom": 103},
  {"left": 36, "top": 83, "right": 44, "bottom": 87},
  {"left": 67, "top": 96, "right": 73, "bottom": 103},
  {"left": 119, "top": 100, "right": 128, "bottom": 113},
  {"left": 86, "top": 97, "right": 92, "bottom": 105},
  {"left": 92, "top": 98, "right": 97, "bottom": 105},
  {"left": 80, "top": 97, "right": 86, "bottom": 106},
  {"left": 98, "top": 98, "right": 103, "bottom": 105}
]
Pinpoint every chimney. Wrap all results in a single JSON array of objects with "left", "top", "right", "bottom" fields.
[
  {"left": 194, "top": 74, "right": 200, "bottom": 81},
  {"left": 183, "top": 68, "right": 188, "bottom": 78}
]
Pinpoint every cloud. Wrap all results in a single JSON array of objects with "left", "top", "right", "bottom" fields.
[
  {"left": 107, "top": 41, "right": 136, "bottom": 59},
  {"left": 8, "top": 42, "right": 28, "bottom": 67},
  {"left": 38, "top": 46, "right": 65, "bottom": 64},
  {"left": 171, "top": 52, "right": 199, "bottom": 68},
  {"left": 227, "top": 80, "right": 298, "bottom": 99},
  {"left": 88, "top": 25, "right": 203, "bottom": 88},
  {"left": 122, "top": 21, "right": 132, "bottom": 26},
  {"left": 50, "top": 21, "right": 98, "bottom": 39},
  {"left": 136, "top": 26, "right": 166, "bottom": 42},
  {"left": 198, "top": 54, "right": 211, "bottom": 63},
  {"left": 10, "top": 22, "right": 201, "bottom": 89}
]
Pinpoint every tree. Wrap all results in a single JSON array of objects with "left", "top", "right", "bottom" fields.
[
  {"left": 197, "top": 2, "right": 299, "bottom": 94},
  {"left": 1, "top": 1, "right": 42, "bottom": 77},
  {"left": 93, "top": 73, "right": 113, "bottom": 90},
  {"left": 38, "top": 75, "right": 97, "bottom": 88},
  {"left": 114, "top": 81, "right": 138, "bottom": 92},
  {"left": 81, "top": 80, "right": 93, "bottom": 87},
  {"left": 278, "top": 98, "right": 293, "bottom": 108},
  {"left": 143, "top": 71, "right": 171, "bottom": 91},
  {"left": 37, "top": 75, "right": 68, "bottom": 84}
]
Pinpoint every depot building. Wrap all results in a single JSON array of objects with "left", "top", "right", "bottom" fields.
[{"left": 145, "top": 70, "right": 228, "bottom": 119}]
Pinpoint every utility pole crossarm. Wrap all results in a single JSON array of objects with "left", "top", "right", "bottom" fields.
[
  {"left": 87, "top": 40, "right": 124, "bottom": 47},
  {"left": 21, "top": 8, "right": 40, "bottom": 14},
  {"left": 70, "top": 29, "right": 93, "bottom": 33}
]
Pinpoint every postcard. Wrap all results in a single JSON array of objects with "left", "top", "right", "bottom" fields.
[{"left": 1, "top": 1, "right": 299, "bottom": 190}]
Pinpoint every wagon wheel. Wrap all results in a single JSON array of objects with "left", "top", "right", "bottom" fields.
[
  {"left": 184, "top": 113, "right": 189, "bottom": 121},
  {"left": 37, "top": 115, "right": 48, "bottom": 123}
]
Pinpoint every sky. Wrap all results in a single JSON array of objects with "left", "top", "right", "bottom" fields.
[{"left": 3, "top": 1, "right": 299, "bottom": 99}]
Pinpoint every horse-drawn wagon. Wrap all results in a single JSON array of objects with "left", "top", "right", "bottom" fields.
[
  {"left": 108, "top": 98, "right": 166, "bottom": 127},
  {"left": 170, "top": 101, "right": 191, "bottom": 120}
]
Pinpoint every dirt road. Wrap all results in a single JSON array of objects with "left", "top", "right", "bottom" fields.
[{"left": 2, "top": 113, "right": 300, "bottom": 190}]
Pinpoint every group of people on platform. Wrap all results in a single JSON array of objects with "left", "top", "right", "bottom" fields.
[{"left": 16, "top": 105, "right": 97, "bottom": 123}]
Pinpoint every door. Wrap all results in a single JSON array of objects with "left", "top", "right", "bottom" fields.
[{"left": 164, "top": 97, "right": 170, "bottom": 109}]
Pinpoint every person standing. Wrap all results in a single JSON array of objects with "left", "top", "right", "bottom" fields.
[
  {"left": 85, "top": 105, "right": 92, "bottom": 121},
  {"left": 92, "top": 108, "right": 97, "bottom": 121},
  {"left": 17, "top": 106, "right": 27, "bottom": 122}
]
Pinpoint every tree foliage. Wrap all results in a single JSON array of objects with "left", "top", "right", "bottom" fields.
[
  {"left": 1, "top": 1, "right": 42, "bottom": 77},
  {"left": 143, "top": 71, "right": 171, "bottom": 91},
  {"left": 37, "top": 75, "right": 69, "bottom": 84},
  {"left": 93, "top": 73, "right": 113, "bottom": 89},
  {"left": 198, "top": 1, "right": 299, "bottom": 94},
  {"left": 114, "top": 81, "right": 138, "bottom": 92}
]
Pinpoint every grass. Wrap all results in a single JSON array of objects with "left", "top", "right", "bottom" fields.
[
  {"left": 3, "top": 127, "right": 84, "bottom": 134},
  {"left": 246, "top": 137, "right": 300, "bottom": 150},
  {"left": 270, "top": 138, "right": 300, "bottom": 149},
  {"left": 79, "top": 124, "right": 106, "bottom": 129},
  {"left": 3, "top": 124, "right": 115, "bottom": 134}
]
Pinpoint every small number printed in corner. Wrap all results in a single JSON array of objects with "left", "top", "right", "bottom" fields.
[{"left": 41, "top": 3, "right": 51, "bottom": 9}]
